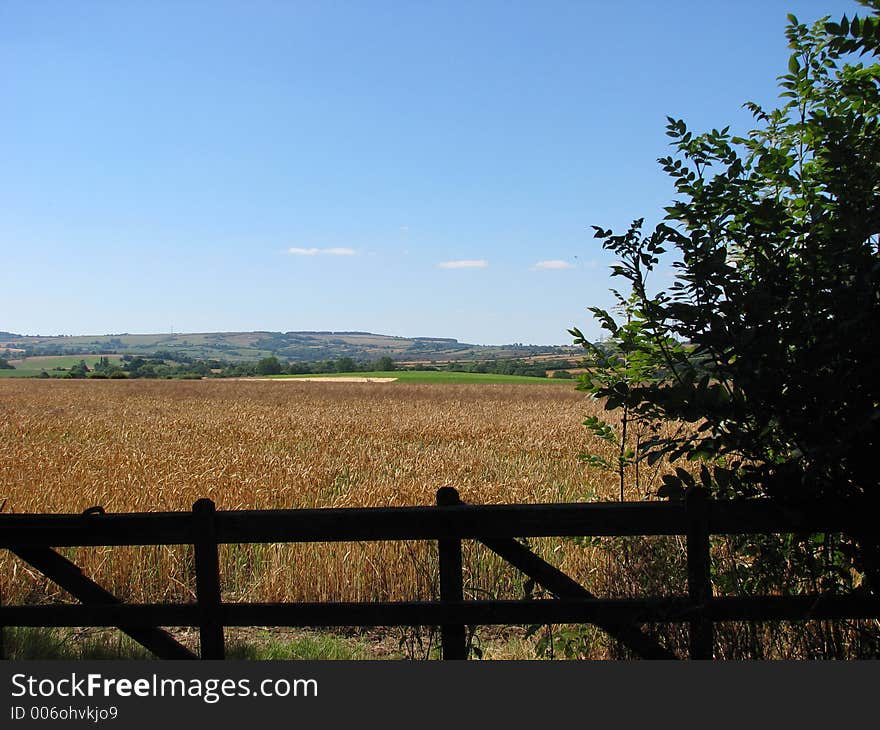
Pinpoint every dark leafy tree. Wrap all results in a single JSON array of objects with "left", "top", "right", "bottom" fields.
[
  {"left": 374, "top": 356, "right": 396, "bottom": 372},
  {"left": 572, "top": 3, "right": 880, "bottom": 592},
  {"left": 255, "top": 356, "right": 283, "bottom": 376},
  {"left": 66, "top": 359, "right": 90, "bottom": 378}
]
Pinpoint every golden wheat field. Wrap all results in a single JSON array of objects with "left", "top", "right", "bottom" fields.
[
  {"left": 5, "top": 378, "right": 875, "bottom": 659},
  {"left": 1, "top": 378, "right": 663, "bottom": 612}
]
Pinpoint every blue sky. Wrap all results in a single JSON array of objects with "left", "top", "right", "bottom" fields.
[{"left": 1, "top": 0, "right": 861, "bottom": 345}]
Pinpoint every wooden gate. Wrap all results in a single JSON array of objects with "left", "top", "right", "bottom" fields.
[{"left": 1, "top": 487, "right": 878, "bottom": 659}]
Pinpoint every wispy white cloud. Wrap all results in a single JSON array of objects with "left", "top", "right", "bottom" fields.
[
  {"left": 534, "top": 259, "right": 573, "bottom": 270},
  {"left": 287, "top": 247, "right": 357, "bottom": 256},
  {"left": 438, "top": 259, "right": 489, "bottom": 269}
]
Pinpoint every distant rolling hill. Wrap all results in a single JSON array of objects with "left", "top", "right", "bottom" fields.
[{"left": 0, "top": 330, "right": 580, "bottom": 364}]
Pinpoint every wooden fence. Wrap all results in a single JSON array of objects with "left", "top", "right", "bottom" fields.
[{"left": 1, "top": 487, "right": 878, "bottom": 660}]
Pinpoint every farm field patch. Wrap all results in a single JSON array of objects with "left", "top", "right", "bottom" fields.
[
  {"left": 1, "top": 354, "right": 124, "bottom": 377},
  {"left": 268, "top": 370, "right": 563, "bottom": 384},
  {"left": 1, "top": 379, "right": 856, "bottom": 659},
  {"left": 0, "top": 378, "right": 621, "bottom": 612}
]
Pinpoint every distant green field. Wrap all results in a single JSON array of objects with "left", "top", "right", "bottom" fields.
[
  {"left": 0, "top": 355, "right": 124, "bottom": 378},
  {"left": 268, "top": 371, "right": 566, "bottom": 384}
]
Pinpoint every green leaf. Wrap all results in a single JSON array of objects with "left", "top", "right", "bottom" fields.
[{"left": 657, "top": 477, "right": 686, "bottom": 500}]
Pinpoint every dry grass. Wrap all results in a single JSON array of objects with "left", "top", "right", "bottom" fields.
[
  {"left": 0, "top": 379, "right": 614, "bottom": 512},
  {"left": 4, "top": 379, "right": 873, "bottom": 659},
  {"left": 0, "top": 379, "right": 643, "bottom": 612}
]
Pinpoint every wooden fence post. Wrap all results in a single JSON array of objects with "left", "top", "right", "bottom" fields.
[
  {"left": 686, "top": 487, "right": 713, "bottom": 659},
  {"left": 436, "top": 487, "right": 467, "bottom": 660},
  {"left": 0, "top": 577, "right": 5, "bottom": 660},
  {"left": 193, "top": 499, "right": 225, "bottom": 660}
]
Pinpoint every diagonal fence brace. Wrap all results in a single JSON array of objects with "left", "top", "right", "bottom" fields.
[
  {"left": 11, "top": 546, "right": 197, "bottom": 660},
  {"left": 479, "top": 535, "right": 677, "bottom": 659},
  {"left": 437, "top": 488, "right": 675, "bottom": 658}
]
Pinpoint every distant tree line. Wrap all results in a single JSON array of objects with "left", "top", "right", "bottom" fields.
[
  {"left": 27, "top": 352, "right": 582, "bottom": 380},
  {"left": 434, "top": 358, "right": 573, "bottom": 378}
]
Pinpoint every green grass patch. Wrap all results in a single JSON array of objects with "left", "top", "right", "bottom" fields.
[
  {"left": 3, "top": 628, "right": 155, "bottom": 660},
  {"left": 2, "top": 354, "right": 124, "bottom": 377},
  {"left": 0, "top": 369, "right": 42, "bottom": 378},
  {"left": 2, "top": 628, "right": 395, "bottom": 660},
  {"left": 226, "top": 631, "right": 383, "bottom": 660},
  {"left": 268, "top": 371, "right": 563, "bottom": 384}
]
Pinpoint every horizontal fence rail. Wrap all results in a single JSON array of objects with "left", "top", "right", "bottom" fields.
[
  {"left": 1, "top": 487, "right": 877, "bottom": 660},
  {"left": 0, "top": 498, "right": 875, "bottom": 547}
]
